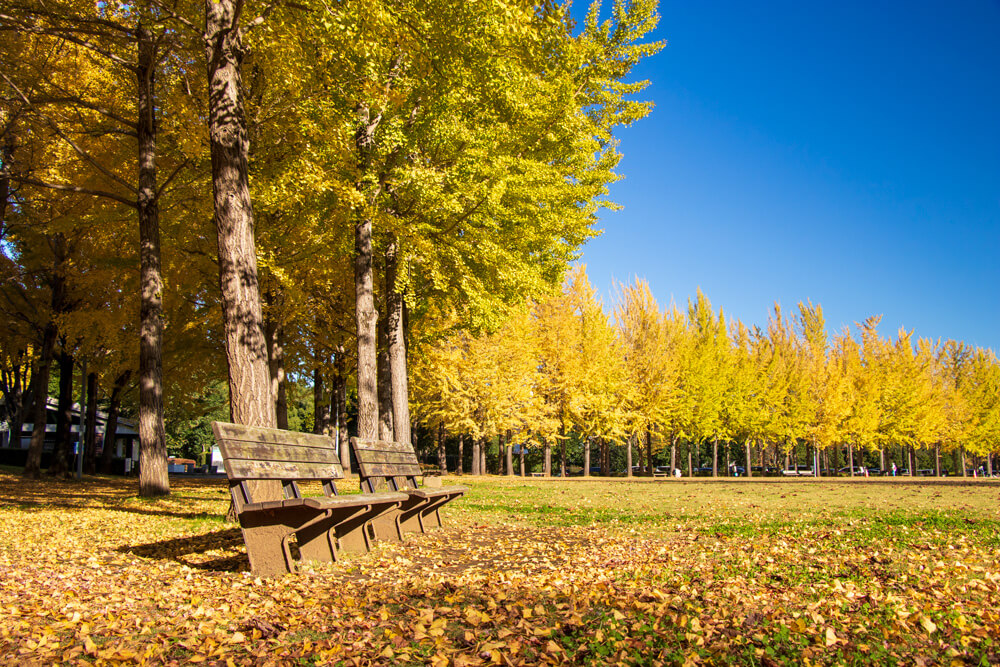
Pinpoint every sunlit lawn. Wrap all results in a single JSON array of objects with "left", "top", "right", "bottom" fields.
[{"left": 1, "top": 472, "right": 997, "bottom": 665}]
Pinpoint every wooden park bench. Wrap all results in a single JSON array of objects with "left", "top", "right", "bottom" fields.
[
  {"left": 213, "top": 422, "right": 408, "bottom": 576},
  {"left": 350, "top": 437, "right": 467, "bottom": 541}
]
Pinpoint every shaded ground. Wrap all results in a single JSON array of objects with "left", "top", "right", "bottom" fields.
[{"left": 1, "top": 473, "right": 998, "bottom": 665}]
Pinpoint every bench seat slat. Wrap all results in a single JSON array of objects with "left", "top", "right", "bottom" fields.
[
  {"left": 241, "top": 492, "right": 409, "bottom": 513},
  {"left": 410, "top": 486, "right": 468, "bottom": 500}
]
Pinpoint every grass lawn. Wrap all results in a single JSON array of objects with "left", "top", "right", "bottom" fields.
[{"left": 1, "top": 472, "right": 998, "bottom": 665}]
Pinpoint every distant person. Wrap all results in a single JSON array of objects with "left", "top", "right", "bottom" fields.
[
  {"left": 891, "top": 462, "right": 897, "bottom": 477},
  {"left": 674, "top": 468, "right": 681, "bottom": 478},
  {"left": 862, "top": 466, "right": 868, "bottom": 478}
]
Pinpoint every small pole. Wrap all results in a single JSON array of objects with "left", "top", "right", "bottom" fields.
[{"left": 75, "top": 360, "right": 86, "bottom": 480}]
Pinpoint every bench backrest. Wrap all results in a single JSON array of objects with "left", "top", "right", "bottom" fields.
[
  {"left": 350, "top": 437, "right": 422, "bottom": 493},
  {"left": 212, "top": 422, "right": 344, "bottom": 512}
]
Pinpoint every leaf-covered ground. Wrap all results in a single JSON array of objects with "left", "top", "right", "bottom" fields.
[{"left": 1, "top": 473, "right": 998, "bottom": 665}]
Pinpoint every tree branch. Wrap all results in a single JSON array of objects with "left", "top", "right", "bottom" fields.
[
  {"left": 13, "top": 176, "right": 137, "bottom": 208},
  {"left": 0, "top": 71, "right": 138, "bottom": 195}
]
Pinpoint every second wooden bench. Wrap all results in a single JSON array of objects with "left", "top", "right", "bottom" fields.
[{"left": 350, "top": 437, "right": 467, "bottom": 541}]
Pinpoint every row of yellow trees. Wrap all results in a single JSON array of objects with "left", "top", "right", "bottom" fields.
[{"left": 411, "top": 267, "right": 1000, "bottom": 477}]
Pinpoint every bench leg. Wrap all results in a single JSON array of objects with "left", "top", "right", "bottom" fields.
[
  {"left": 331, "top": 509, "right": 374, "bottom": 553},
  {"left": 368, "top": 511, "right": 404, "bottom": 543},
  {"left": 296, "top": 512, "right": 336, "bottom": 564},
  {"left": 239, "top": 520, "right": 295, "bottom": 576}
]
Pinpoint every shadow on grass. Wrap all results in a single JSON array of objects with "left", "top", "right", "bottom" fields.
[
  {"left": 2, "top": 496, "right": 224, "bottom": 521},
  {"left": 121, "top": 528, "right": 248, "bottom": 573}
]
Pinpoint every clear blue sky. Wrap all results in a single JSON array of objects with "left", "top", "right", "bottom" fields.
[{"left": 579, "top": 0, "right": 1000, "bottom": 352}]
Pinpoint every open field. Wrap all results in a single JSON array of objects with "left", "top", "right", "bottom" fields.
[{"left": 1, "top": 473, "right": 998, "bottom": 665}]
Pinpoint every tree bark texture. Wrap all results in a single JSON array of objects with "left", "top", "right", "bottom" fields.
[
  {"left": 385, "top": 238, "right": 411, "bottom": 444},
  {"left": 265, "top": 310, "right": 288, "bottom": 429},
  {"left": 437, "top": 424, "right": 447, "bottom": 473},
  {"left": 559, "top": 425, "right": 567, "bottom": 477},
  {"left": 471, "top": 438, "right": 480, "bottom": 475},
  {"left": 23, "top": 322, "right": 57, "bottom": 478},
  {"left": 626, "top": 436, "right": 633, "bottom": 477},
  {"left": 457, "top": 434, "right": 464, "bottom": 474},
  {"left": 583, "top": 437, "right": 591, "bottom": 476},
  {"left": 712, "top": 436, "right": 718, "bottom": 478},
  {"left": 543, "top": 439, "right": 552, "bottom": 476},
  {"left": 205, "top": 0, "right": 275, "bottom": 431},
  {"left": 354, "top": 215, "right": 379, "bottom": 440},
  {"left": 645, "top": 428, "right": 653, "bottom": 474},
  {"left": 377, "top": 318, "right": 393, "bottom": 440},
  {"left": 480, "top": 437, "right": 487, "bottom": 475},
  {"left": 312, "top": 367, "right": 329, "bottom": 435},
  {"left": 205, "top": 0, "right": 280, "bottom": 507},
  {"left": 334, "top": 349, "right": 350, "bottom": 474},
  {"left": 505, "top": 431, "right": 514, "bottom": 476},
  {"left": 137, "top": 24, "right": 169, "bottom": 496},
  {"left": 83, "top": 372, "right": 98, "bottom": 474},
  {"left": 745, "top": 439, "right": 752, "bottom": 478},
  {"left": 100, "top": 371, "right": 130, "bottom": 474},
  {"left": 49, "top": 351, "right": 73, "bottom": 477}
]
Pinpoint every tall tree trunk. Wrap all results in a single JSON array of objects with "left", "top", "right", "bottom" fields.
[
  {"left": 481, "top": 437, "right": 487, "bottom": 475},
  {"left": 354, "top": 214, "right": 379, "bottom": 442},
  {"left": 961, "top": 448, "right": 967, "bottom": 477},
  {"left": 437, "top": 424, "right": 447, "bottom": 473},
  {"left": 519, "top": 443, "right": 525, "bottom": 476},
  {"left": 583, "top": 436, "right": 591, "bottom": 477},
  {"left": 23, "top": 322, "right": 57, "bottom": 478},
  {"left": 83, "top": 372, "right": 98, "bottom": 474},
  {"left": 935, "top": 443, "right": 941, "bottom": 477},
  {"left": 205, "top": 0, "right": 273, "bottom": 429},
  {"left": 352, "top": 95, "right": 383, "bottom": 442},
  {"left": 49, "top": 350, "right": 73, "bottom": 477},
  {"left": 471, "top": 438, "right": 480, "bottom": 475},
  {"left": 646, "top": 427, "right": 653, "bottom": 474},
  {"left": 334, "top": 346, "right": 350, "bottom": 474},
  {"left": 626, "top": 435, "right": 633, "bottom": 478},
  {"left": 100, "top": 371, "right": 130, "bottom": 474},
  {"left": 687, "top": 442, "right": 693, "bottom": 477},
  {"left": 848, "top": 444, "right": 854, "bottom": 476},
  {"left": 670, "top": 434, "right": 677, "bottom": 473},
  {"left": 505, "top": 430, "right": 513, "bottom": 476},
  {"left": 377, "top": 317, "right": 393, "bottom": 440},
  {"left": 987, "top": 454, "right": 993, "bottom": 477},
  {"left": 543, "top": 438, "right": 552, "bottom": 477},
  {"left": 265, "top": 308, "right": 287, "bottom": 429},
  {"left": 205, "top": 0, "right": 280, "bottom": 510},
  {"left": 385, "top": 237, "right": 411, "bottom": 444},
  {"left": 457, "top": 434, "right": 464, "bottom": 474},
  {"left": 559, "top": 424, "right": 567, "bottom": 477},
  {"left": 312, "top": 367, "right": 329, "bottom": 435},
  {"left": 712, "top": 436, "right": 719, "bottom": 478},
  {"left": 9, "top": 371, "right": 32, "bottom": 451},
  {"left": 136, "top": 23, "right": 169, "bottom": 496}
]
